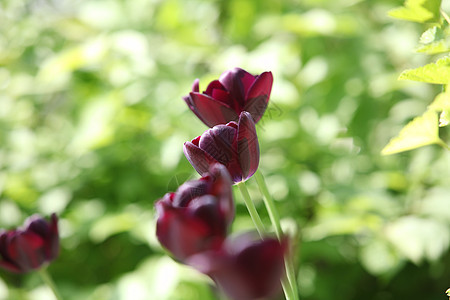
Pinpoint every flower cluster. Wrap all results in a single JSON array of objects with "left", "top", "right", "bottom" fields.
[{"left": 156, "top": 68, "right": 288, "bottom": 300}]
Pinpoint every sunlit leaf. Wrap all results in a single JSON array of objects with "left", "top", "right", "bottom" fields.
[
  {"left": 399, "top": 56, "right": 450, "bottom": 84},
  {"left": 429, "top": 91, "right": 450, "bottom": 126},
  {"left": 416, "top": 26, "right": 450, "bottom": 54},
  {"left": 381, "top": 110, "right": 441, "bottom": 155},
  {"left": 389, "top": 0, "right": 442, "bottom": 23}
]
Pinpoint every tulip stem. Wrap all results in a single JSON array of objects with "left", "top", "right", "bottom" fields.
[
  {"left": 254, "top": 170, "right": 299, "bottom": 300},
  {"left": 37, "top": 267, "right": 63, "bottom": 300},
  {"left": 237, "top": 182, "right": 266, "bottom": 236}
]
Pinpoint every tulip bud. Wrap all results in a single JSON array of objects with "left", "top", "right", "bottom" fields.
[
  {"left": 188, "top": 232, "right": 287, "bottom": 300},
  {"left": 0, "top": 214, "right": 59, "bottom": 273},
  {"left": 184, "top": 111, "right": 260, "bottom": 183},
  {"left": 183, "top": 68, "right": 273, "bottom": 127},
  {"left": 155, "top": 164, "right": 234, "bottom": 262}
]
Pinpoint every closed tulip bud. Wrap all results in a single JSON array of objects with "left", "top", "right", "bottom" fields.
[
  {"left": 183, "top": 111, "right": 259, "bottom": 183},
  {"left": 183, "top": 68, "right": 273, "bottom": 127},
  {"left": 155, "top": 164, "right": 234, "bottom": 262},
  {"left": 188, "top": 232, "right": 287, "bottom": 300},
  {"left": 0, "top": 213, "right": 59, "bottom": 273}
]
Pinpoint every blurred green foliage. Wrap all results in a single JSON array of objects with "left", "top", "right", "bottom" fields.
[{"left": 0, "top": 0, "right": 450, "bottom": 299}]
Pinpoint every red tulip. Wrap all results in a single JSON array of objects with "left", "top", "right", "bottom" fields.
[
  {"left": 183, "top": 68, "right": 273, "bottom": 127},
  {"left": 0, "top": 214, "right": 59, "bottom": 273},
  {"left": 188, "top": 232, "right": 287, "bottom": 300},
  {"left": 184, "top": 111, "right": 259, "bottom": 183},
  {"left": 155, "top": 164, "right": 234, "bottom": 262}
]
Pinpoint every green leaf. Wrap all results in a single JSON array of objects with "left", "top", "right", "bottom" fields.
[
  {"left": 429, "top": 91, "right": 450, "bottom": 111},
  {"left": 399, "top": 56, "right": 450, "bottom": 84},
  {"left": 389, "top": 0, "right": 442, "bottom": 23},
  {"left": 429, "top": 91, "right": 450, "bottom": 126},
  {"left": 416, "top": 26, "right": 450, "bottom": 54},
  {"left": 382, "top": 109, "right": 441, "bottom": 155}
]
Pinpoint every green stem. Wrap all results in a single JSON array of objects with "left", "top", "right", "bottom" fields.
[
  {"left": 237, "top": 182, "right": 266, "bottom": 236},
  {"left": 237, "top": 181, "right": 294, "bottom": 300},
  {"left": 441, "top": 9, "right": 450, "bottom": 25},
  {"left": 254, "top": 170, "right": 300, "bottom": 300},
  {"left": 37, "top": 267, "right": 63, "bottom": 300},
  {"left": 437, "top": 139, "right": 450, "bottom": 151}
]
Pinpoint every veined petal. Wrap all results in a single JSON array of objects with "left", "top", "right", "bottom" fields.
[
  {"left": 244, "top": 71, "right": 273, "bottom": 123},
  {"left": 190, "top": 93, "right": 238, "bottom": 127},
  {"left": 219, "top": 68, "right": 256, "bottom": 108},
  {"left": 236, "top": 112, "right": 260, "bottom": 181},
  {"left": 199, "top": 125, "right": 237, "bottom": 165},
  {"left": 184, "top": 141, "right": 219, "bottom": 177}
]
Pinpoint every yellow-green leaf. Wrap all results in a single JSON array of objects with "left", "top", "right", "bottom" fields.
[
  {"left": 416, "top": 26, "right": 450, "bottom": 54},
  {"left": 429, "top": 91, "right": 450, "bottom": 111},
  {"left": 429, "top": 91, "right": 450, "bottom": 126},
  {"left": 382, "top": 110, "right": 441, "bottom": 155},
  {"left": 399, "top": 56, "right": 450, "bottom": 84},
  {"left": 389, "top": 0, "right": 442, "bottom": 23}
]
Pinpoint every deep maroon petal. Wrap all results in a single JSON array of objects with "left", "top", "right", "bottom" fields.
[
  {"left": 184, "top": 141, "right": 219, "bottom": 177},
  {"left": 188, "top": 233, "right": 286, "bottom": 300},
  {"left": 219, "top": 68, "right": 256, "bottom": 108},
  {"left": 236, "top": 112, "right": 260, "bottom": 182},
  {"left": 244, "top": 71, "right": 273, "bottom": 123},
  {"left": 188, "top": 195, "right": 227, "bottom": 236},
  {"left": 192, "top": 78, "right": 200, "bottom": 93},
  {"left": 47, "top": 213, "right": 59, "bottom": 260},
  {"left": 198, "top": 125, "right": 237, "bottom": 165},
  {"left": 155, "top": 200, "right": 224, "bottom": 261},
  {"left": 235, "top": 238, "right": 286, "bottom": 299},
  {"left": 25, "top": 214, "right": 59, "bottom": 261},
  {"left": 172, "top": 179, "right": 209, "bottom": 207},
  {"left": 209, "top": 164, "right": 234, "bottom": 225},
  {"left": 8, "top": 232, "right": 46, "bottom": 272},
  {"left": 190, "top": 93, "right": 238, "bottom": 127}
]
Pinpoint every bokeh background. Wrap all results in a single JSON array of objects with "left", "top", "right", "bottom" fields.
[{"left": 1, "top": 0, "right": 450, "bottom": 299}]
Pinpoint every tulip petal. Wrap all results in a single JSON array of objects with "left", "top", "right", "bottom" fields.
[
  {"left": 244, "top": 71, "right": 273, "bottom": 123},
  {"left": 189, "top": 195, "right": 226, "bottom": 236},
  {"left": 199, "top": 125, "right": 237, "bottom": 165},
  {"left": 219, "top": 68, "right": 256, "bottom": 108},
  {"left": 156, "top": 200, "right": 224, "bottom": 261},
  {"left": 189, "top": 93, "right": 238, "bottom": 127},
  {"left": 209, "top": 164, "right": 234, "bottom": 225},
  {"left": 236, "top": 112, "right": 260, "bottom": 181},
  {"left": 8, "top": 232, "right": 45, "bottom": 272},
  {"left": 184, "top": 141, "right": 219, "bottom": 177},
  {"left": 172, "top": 179, "right": 209, "bottom": 207}
]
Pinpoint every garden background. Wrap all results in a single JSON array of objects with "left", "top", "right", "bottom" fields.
[{"left": 1, "top": 0, "right": 450, "bottom": 299}]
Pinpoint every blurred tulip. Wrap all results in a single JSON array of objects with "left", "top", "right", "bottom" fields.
[
  {"left": 0, "top": 214, "right": 59, "bottom": 273},
  {"left": 184, "top": 111, "right": 259, "bottom": 183},
  {"left": 188, "top": 232, "right": 287, "bottom": 300},
  {"left": 155, "top": 164, "right": 234, "bottom": 261},
  {"left": 183, "top": 68, "right": 273, "bottom": 127}
]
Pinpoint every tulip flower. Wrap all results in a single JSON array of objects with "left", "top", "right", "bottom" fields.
[
  {"left": 188, "top": 232, "right": 287, "bottom": 300},
  {"left": 184, "top": 111, "right": 259, "bottom": 183},
  {"left": 0, "top": 213, "right": 59, "bottom": 273},
  {"left": 155, "top": 164, "right": 234, "bottom": 262},
  {"left": 183, "top": 68, "right": 273, "bottom": 127}
]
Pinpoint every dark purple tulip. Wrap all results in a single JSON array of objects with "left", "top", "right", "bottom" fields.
[
  {"left": 183, "top": 68, "right": 273, "bottom": 127},
  {"left": 0, "top": 214, "right": 59, "bottom": 273},
  {"left": 155, "top": 164, "right": 234, "bottom": 262},
  {"left": 188, "top": 232, "right": 287, "bottom": 300},
  {"left": 184, "top": 111, "right": 259, "bottom": 183}
]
